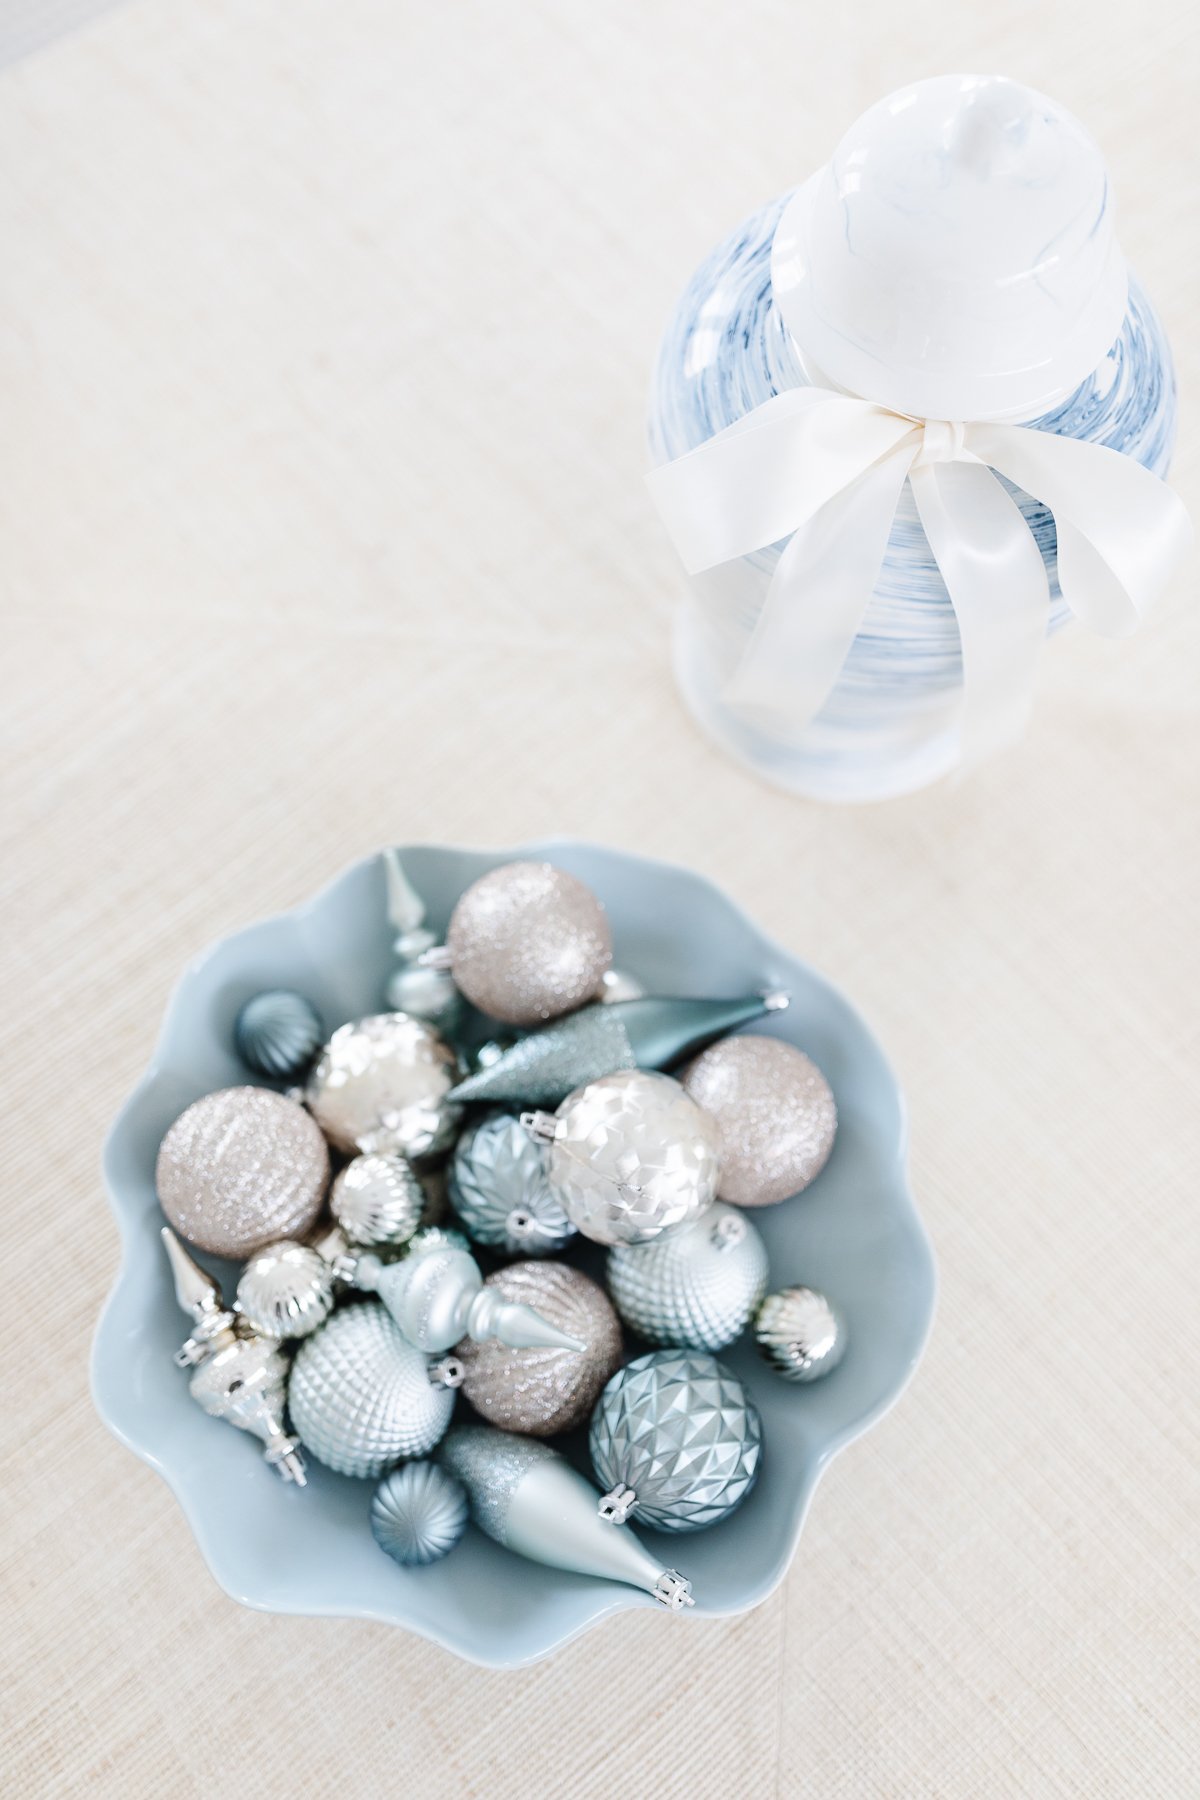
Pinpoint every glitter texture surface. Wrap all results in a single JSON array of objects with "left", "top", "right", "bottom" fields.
[
  {"left": 288, "top": 1301, "right": 456, "bottom": 1477},
  {"left": 447, "top": 1006, "right": 634, "bottom": 1108},
  {"left": 456, "top": 1262, "right": 623, "bottom": 1434},
  {"left": 607, "top": 1202, "right": 769, "bottom": 1350},
  {"left": 370, "top": 1461, "right": 468, "bottom": 1566},
  {"left": 682, "top": 1035, "right": 836, "bottom": 1207},
  {"left": 305, "top": 1012, "right": 461, "bottom": 1159},
  {"left": 448, "top": 1111, "right": 575, "bottom": 1255},
  {"left": 439, "top": 1425, "right": 556, "bottom": 1545},
  {"left": 446, "top": 862, "right": 612, "bottom": 1026},
  {"left": 155, "top": 1085, "right": 329, "bottom": 1257},
  {"left": 329, "top": 1151, "right": 424, "bottom": 1247}
]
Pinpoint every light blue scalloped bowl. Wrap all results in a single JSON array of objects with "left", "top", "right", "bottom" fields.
[{"left": 92, "top": 842, "right": 935, "bottom": 1667}]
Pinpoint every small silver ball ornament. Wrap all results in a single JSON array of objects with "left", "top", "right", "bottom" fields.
[
  {"left": 444, "top": 861, "right": 612, "bottom": 1026},
  {"left": 607, "top": 1202, "right": 769, "bottom": 1350},
  {"left": 449, "top": 1110, "right": 575, "bottom": 1256},
  {"left": 755, "top": 1285, "right": 847, "bottom": 1383},
  {"left": 371, "top": 1461, "right": 468, "bottom": 1566},
  {"left": 234, "top": 990, "right": 324, "bottom": 1080},
  {"left": 235, "top": 1240, "right": 335, "bottom": 1339},
  {"left": 385, "top": 963, "right": 465, "bottom": 1036},
  {"left": 682, "top": 1035, "right": 837, "bottom": 1207},
  {"left": 330, "top": 1152, "right": 424, "bottom": 1247},
  {"left": 305, "top": 1012, "right": 462, "bottom": 1160},
  {"left": 455, "top": 1262, "right": 623, "bottom": 1435}
]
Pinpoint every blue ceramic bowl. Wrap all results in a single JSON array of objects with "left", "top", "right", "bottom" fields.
[{"left": 92, "top": 842, "right": 935, "bottom": 1667}]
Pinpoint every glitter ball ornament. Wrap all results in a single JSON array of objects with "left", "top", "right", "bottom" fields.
[
  {"left": 156, "top": 1086, "right": 330, "bottom": 1258},
  {"left": 355, "top": 1244, "right": 584, "bottom": 1355},
  {"left": 433, "top": 862, "right": 612, "bottom": 1026},
  {"left": 440, "top": 1426, "right": 694, "bottom": 1608},
  {"left": 755, "top": 1285, "right": 847, "bottom": 1383},
  {"left": 448, "top": 1111, "right": 574, "bottom": 1256},
  {"left": 305, "top": 1013, "right": 462, "bottom": 1160},
  {"left": 235, "top": 1240, "right": 336, "bottom": 1339},
  {"left": 455, "top": 1263, "right": 623, "bottom": 1435},
  {"left": 523, "top": 1069, "right": 720, "bottom": 1246},
  {"left": 330, "top": 1152, "right": 424, "bottom": 1247},
  {"left": 234, "top": 990, "right": 324, "bottom": 1080},
  {"left": 371, "top": 1461, "right": 468, "bottom": 1567},
  {"left": 589, "top": 1349, "right": 762, "bottom": 1532},
  {"left": 288, "top": 1302, "right": 458, "bottom": 1477},
  {"left": 682, "top": 1035, "right": 837, "bottom": 1207},
  {"left": 607, "top": 1203, "right": 769, "bottom": 1351}
]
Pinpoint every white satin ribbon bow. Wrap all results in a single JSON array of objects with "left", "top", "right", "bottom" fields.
[{"left": 647, "top": 387, "right": 1192, "bottom": 762}]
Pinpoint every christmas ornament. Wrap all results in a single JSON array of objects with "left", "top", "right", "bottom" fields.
[
  {"left": 755, "top": 1285, "right": 847, "bottom": 1383},
  {"left": 406, "top": 1224, "right": 471, "bottom": 1258},
  {"left": 448, "top": 1110, "right": 574, "bottom": 1256},
  {"left": 607, "top": 1202, "right": 769, "bottom": 1351},
  {"left": 287, "top": 1301, "right": 460, "bottom": 1477},
  {"left": 448, "top": 990, "right": 789, "bottom": 1108},
  {"left": 233, "top": 989, "right": 324, "bottom": 1081},
  {"left": 381, "top": 849, "right": 465, "bottom": 1035},
  {"left": 156, "top": 1086, "right": 329, "bottom": 1258},
  {"left": 426, "top": 862, "right": 611, "bottom": 1026},
  {"left": 682, "top": 1035, "right": 836, "bottom": 1207},
  {"left": 440, "top": 1426, "right": 694, "bottom": 1608},
  {"left": 354, "top": 1242, "right": 585, "bottom": 1355},
  {"left": 370, "top": 1461, "right": 469, "bottom": 1567},
  {"left": 599, "top": 968, "right": 645, "bottom": 1004},
  {"left": 589, "top": 1349, "right": 762, "bottom": 1532},
  {"left": 305, "top": 1013, "right": 461, "bottom": 1160},
  {"left": 522, "top": 1069, "right": 720, "bottom": 1246},
  {"left": 330, "top": 1152, "right": 424, "bottom": 1247},
  {"left": 161, "top": 1228, "right": 305, "bottom": 1483},
  {"left": 235, "top": 1239, "right": 335, "bottom": 1340},
  {"left": 455, "top": 1263, "right": 623, "bottom": 1435}
]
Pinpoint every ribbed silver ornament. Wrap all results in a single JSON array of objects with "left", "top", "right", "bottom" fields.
[
  {"left": 330, "top": 1152, "right": 424, "bottom": 1247},
  {"left": 235, "top": 1239, "right": 336, "bottom": 1339},
  {"left": 234, "top": 990, "right": 324, "bottom": 1080},
  {"left": 606, "top": 1203, "right": 769, "bottom": 1351},
  {"left": 449, "top": 1111, "right": 574, "bottom": 1255},
  {"left": 370, "top": 1461, "right": 468, "bottom": 1566},
  {"left": 755, "top": 1286, "right": 847, "bottom": 1383}
]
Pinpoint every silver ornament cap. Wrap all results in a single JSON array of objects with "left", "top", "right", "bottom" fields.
[
  {"left": 441, "top": 861, "right": 612, "bottom": 1026},
  {"left": 455, "top": 1262, "right": 623, "bottom": 1435},
  {"left": 607, "top": 1202, "right": 769, "bottom": 1351},
  {"left": 755, "top": 1285, "right": 847, "bottom": 1383},
  {"left": 330, "top": 1152, "right": 424, "bottom": 1248},
  {"left": 448, "top": 1110, "right": 575, "bottom": 1256},
  {"left": 305, "top": 1013, "right": 462, "bottom": 1160},
  {"left": 235, "top": 1239, "right": 336, "bottom": 1340},
  {"left": 157, "top": 1086, "right": 330, "bottom": 1258},
  {"left": 371, "top": 1461, "right": 469, "bottom": 1566},
  {"left": 682, "top": 1035, "right": 836, "bottom": 1207}
]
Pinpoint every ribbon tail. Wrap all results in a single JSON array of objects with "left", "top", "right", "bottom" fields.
[
  {"left": 722, "top": 444, "right": 914, "bottom": 738},
  {"left": 910, "top": 461, "right": 1050, "bottom": 768}
]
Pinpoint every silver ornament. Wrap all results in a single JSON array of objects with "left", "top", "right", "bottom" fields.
[
  {"left": 449, "top": 1111, "right": 574, "bottom": 1256},
  {"left": 234, "top": 990, "right": 324, "bottom": 1080},
  {"left": 354, "top": 1244, "right": 584, "bottom": 1355},
  {"left": 235, "top": 1239, "right": 336, "bottom": 1339},
  {"left": 371, "top": 1460, "right": 468, "bottom": 1566},
  {"left": 589, "top": 1349, "right": 762, "bottom": 1532},
  {"left": 440, "top": 1426, "right": 694, "bottom": 1609},
  {"left": 682, "top": 1035, "right": 837, "bottom": 1207},
  {"left": 156, "top": 1086, "right": 330, "bottom": 1258},
  {"left": 523, "top": 1069, "right": 720, "bottom": 1247},
  {"left": 455, "top": 1263, "right": 623, "bottom": 1435},
  {"left": 433, "top": 861, "right": 612, "bottom": 1026},
  {"left": 287, "top": 1301, "right": 458, "bottom": 1477},
  {"left": 755, "top": 1286, "right": 847, "bottom": 1383},
  {"left": 606, "top": 1203, "right": 769, "bottom": 1351},
  {"left": 330, "top": 1152, "right": 424, "bottom": 1247},
  {"left": 407, "top": 1224, "right": 471, "bottom": 1258},
  {"left": 305, "top": 1013, "right": 462, "bottom": 1160},
  {"left": 385, "top": 963, "right": 465, "bottom": 1036},
  {"left": 599, "top": 967, "right": 646, "bottom": 1004},
  {"left": 161, "top": 1229, "right": 305, "bottom": 1483}
]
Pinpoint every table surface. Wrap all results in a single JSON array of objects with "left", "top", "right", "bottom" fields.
[{"left": 2, "top": 2, "right": 1197, "bottom": 1793}]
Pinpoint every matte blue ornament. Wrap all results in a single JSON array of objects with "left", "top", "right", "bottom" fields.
[
  {"left": 371, "top": 1461, "right": 468, "bottom": 1566},
  {"left": 448, "top": 1110, "right": 575, "bottom": 1255},
  {"left": 234, "top": 989, "right": 323, "bottom": 1080}
]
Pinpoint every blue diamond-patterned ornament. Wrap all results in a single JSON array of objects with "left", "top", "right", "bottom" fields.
[{"left": 588, "top": 1349, "right": 762, "bottom": 1532}]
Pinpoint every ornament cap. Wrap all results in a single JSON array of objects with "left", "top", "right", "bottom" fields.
[
  {"left": 654, "top": 1570, "right": 695, "bottom": 1610},
  {"left": 430, "top": 1355, "right": 465, "bottom": 1390},
  {"left": 762, "top": 989, "right": 790, "bottom": 1011},
  {"left": 598, "top": 1483, "right": 638, "bottom": 1524},
  {"left": 520, "top": 1109, "right": 559, "bottom": 1143},
  {"left": 419, "top": 945, "right": 455, "bottom": 972}
]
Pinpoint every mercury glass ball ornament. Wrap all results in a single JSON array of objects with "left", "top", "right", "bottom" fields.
[
  {"left": 287, "top": 1301, "right": 458, "bottom": 1478},
  {"left": 755, "top": 1285, "right": 847, "bottom": 1383},
  {"left": 234, "top": 1240, "right": 336, "bottom": 1340},
  {"left": 156, "top": 1086, "right": 330, "bottom": 1258},
  {"left": 607, "top": 1202, "right": 769, "bottom": 1351},
  {"left": 330, "top": 1152, "right": 424, "bottom": 1248},
  {"left": 682, "top": 1035, "right": 836, "bottom": 1207},
  {"left": 305, "top": 1012, "right": 462, "bottom": 1160},
  {"left": 589, "top": 1349, "right": 763, "bottom": 1532},
  {"left": 440, "top": 861, "right": 612, "bottom": 1026},
  {"left": 525, "top": 1069, "right": 720, "bottom": 1246},
  {"left": 233, "top": 989, "right": 324, "bottom": 1080},
  {"left": 370, "top": 1461, "right": 469, "bottom": 1567},
  {"left": 455, "top": 1263, "right": 623, "bottom": 1436},
  {"left": 449, "top": 1111, "right": 575, "bottom": 1256}
]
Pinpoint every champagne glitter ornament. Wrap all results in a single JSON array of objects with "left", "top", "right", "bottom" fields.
[
  {"left": 589, "top": 1349, "right": 762, "bottom": 1532},
  {"left": 234, "top": 990, "right": 324, "bottom": 1080},
  {"left": 288, "top": 1301, "right": 460, "bottom": 1477},
  {"left": 354, "top": 1243, "right": 585, "bottom": 1355},
  {"left": 455, "top": 1263, "right": 623, "bottom": 1435},
  {"left": 371, "top": 1461, "right": 469, "bottom": 1566},
  {"left": 381, "top": 849, "right": 465, "bottom": 1035},
  {"left": 755, "top": 1285, "right": 847, "bottom": 1383},
  {"left": 607, "top": 1203, "right": 769, "bottom": 1351},
  {"left": 330, "top": 1152, "right": 424, "bottom": 1247},
  {"left": 156, "top": 1086, "right": 330, "bottom": 1258},
  {"left": 426, "top": 862, "right": 611, "bottom": 1026},
  {"left": 448, "top": 991, "right": 789, "bottom": 1108},
  {"left": 682, "top": 1035, "right": 836, "bottom": 1207},
  {"left": 523, "top": 1069, "right": 720, "bottom": 1246},
  {"left": 305, "top": 1013, "right": 462, "bottom": 1160},
  {"left": 235, "top": 1239, "right": 335, "bottom": 1340},
  {"left": 448, "top": 1111, "right": 574, "bottom": 1256},
  {"left": 440, "top": 1426, "right": 694, "bottom": 1608}
]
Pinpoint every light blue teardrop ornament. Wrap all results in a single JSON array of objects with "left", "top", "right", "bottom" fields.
[
  {"left": 234, "top": 990, "right": 324, "bottom": 1080},
  {"left": 371, "top": 1460, "right": 468, "bottom": 1566}
]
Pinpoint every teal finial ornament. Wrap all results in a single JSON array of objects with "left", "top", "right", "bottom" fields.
[{"left": 234, "top": 989, "right": 323, "bottom": 1080}]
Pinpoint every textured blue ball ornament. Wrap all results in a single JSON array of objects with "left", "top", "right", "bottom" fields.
[
  {"left": 448, "top": 1110, "right": 575, "bottom": 1256},
  {"left": 234, "top": 990, "right": 324, "bottom": 1080},
  {"left": 370, "top": 1461, "right": 469, "bottom": 1567}
]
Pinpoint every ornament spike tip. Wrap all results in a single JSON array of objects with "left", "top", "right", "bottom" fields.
[{"left": 762, "top": 989, "right": 790, "bottom": 1011}]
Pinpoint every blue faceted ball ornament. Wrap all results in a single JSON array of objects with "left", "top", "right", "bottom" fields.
[
  {"left": 234, "top": 990, "right": 324, "bottom": 1080},
  {"left": 370, "top": 1461, "right": 469, "bottom": 1567}
]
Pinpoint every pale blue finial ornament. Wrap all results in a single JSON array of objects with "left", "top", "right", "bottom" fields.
[
  {"left": 370, "top": 1461, "right": 469, "bottom": 1566},
  {"left": 234, "top": 989, "right": 323, "bottom": 1080}
]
